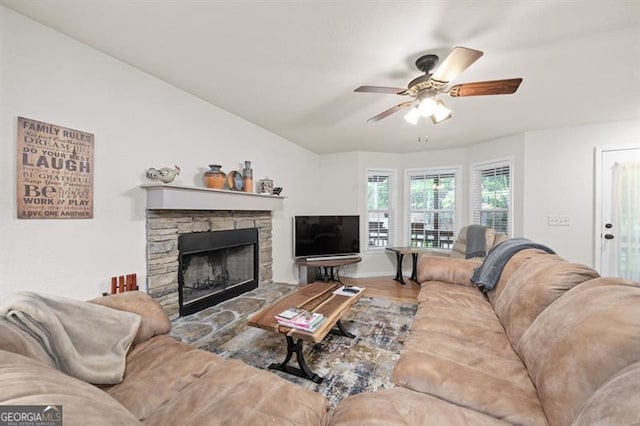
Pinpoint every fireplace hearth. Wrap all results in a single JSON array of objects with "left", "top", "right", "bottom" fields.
[{"left": 178, "top": 228, "right": 258, "bottom": 316}]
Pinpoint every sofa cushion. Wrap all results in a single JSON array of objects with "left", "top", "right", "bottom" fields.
[
  {"left": 0, "top": 317, "right": 54, "bottom": 366},
  {"left": 572, "top": 361, "right": 640, "bottom": 426},
  {"left": 487, "top": 248, "right": 551, "bottom": 306},
  {"left": 494, "top": 256, "right": 600, "bottom": 347},
  {"left": 330, "top": 387, "right": 511, "bottom": 425},
  {"left": 416, "top": 256, "right": 481, "bottom": 286},
  {"left": 416, "top": 279, "right": 494, "bottom": 310},
  {"left": 396, "top": 282, "right": 547, "bottom": 425},
  {"left": 89, "top": 291, "right": 171, "bottom": 345},
  {"left": 105, "top": 335, "right": 330, "bottom": 425},
  {"left": 0, "top": 350, "right": 140, "bottom": 425},
  {"left": 517, "top": 277, "right": 640, "bottom": 426}
]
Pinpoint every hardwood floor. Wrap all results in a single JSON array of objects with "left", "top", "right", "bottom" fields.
[{"left": 341, "top": 275, "right": 419, "bottom": 304}]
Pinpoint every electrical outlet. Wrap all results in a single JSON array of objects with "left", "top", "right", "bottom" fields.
[{"left": 548, "top": 215, "right": 571, "bottom": 226}]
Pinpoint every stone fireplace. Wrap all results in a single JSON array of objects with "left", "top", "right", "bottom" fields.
[
  {"left": 146, "top": 209, "right": 272, "bottom": 318},
  {"left": 143, "top": 184, "right": 283, "bottom": 318}
]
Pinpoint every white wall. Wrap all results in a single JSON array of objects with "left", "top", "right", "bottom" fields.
[
  {"left": 2, "top": 8, "right": 636, "bottom": 299},
  {"left": 332, "top": 123, "right": 637, "bottom": 277},
  {"left": 319, "top": 123, "right": 639, "bottom": 277},
  {"left": 523, "top": 120, "right": 640, "bottom": 266},
  {"left": 0, "top": 7, "right": 322, "bottom": 301}
]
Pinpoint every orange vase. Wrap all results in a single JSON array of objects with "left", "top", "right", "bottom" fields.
[
  {"left": 242, "top": 161, "right": 253, "bottom": 193},
  {"left": 203, "top": 164, "right": 226, "bottom": 189}
]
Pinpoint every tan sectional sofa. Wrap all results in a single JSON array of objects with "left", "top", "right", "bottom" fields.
[
  {"left": 1, "top": 246, "right": 638, "bottom": 425},
  {"left": 0, "top": 291, "right": 330, "bottom": 425},
  {"left": 331, "top": 248, "right": 640, "bottom": 425}
]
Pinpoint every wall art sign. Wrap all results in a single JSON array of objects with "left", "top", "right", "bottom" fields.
[{"left": 17, "top": 116, "right": 94, "bottom": 219}]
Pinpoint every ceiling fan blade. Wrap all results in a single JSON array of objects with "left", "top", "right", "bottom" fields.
[
  {"left": 354, "top": 85, "right": 407, "bottom": 94},
  {"left": 448, "top": 78, "right": 523, "bottom": 97},
  {"left": 367, "top": 101, "right": 415, "bottom": 122},
  {"left": 430, "top": 46, "right": 484, "bottom": 84}
]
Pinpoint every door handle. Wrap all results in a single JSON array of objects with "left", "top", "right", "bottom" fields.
[{"left": 604, "top": 234, "right": 614, "bottom": 240}]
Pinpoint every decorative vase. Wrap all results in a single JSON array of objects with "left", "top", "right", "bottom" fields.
[
  {"left": 242, "top": 161, "right": 253, "bottom": 193},
  {"left": 203, "top": 164, "right": 226, "bottom": 189}
]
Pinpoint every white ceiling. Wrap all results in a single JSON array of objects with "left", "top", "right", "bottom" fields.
[{"left": 2, "top": 1, "right": 639, "bottom": 154}]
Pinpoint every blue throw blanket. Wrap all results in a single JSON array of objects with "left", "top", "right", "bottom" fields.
[{"left": 471, "top": 238, "right": 555, "bottom": 293}]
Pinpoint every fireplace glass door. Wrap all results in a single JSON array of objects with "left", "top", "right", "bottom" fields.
[{"left": 178, "top": 228, "right": 258, "bottom": 316}]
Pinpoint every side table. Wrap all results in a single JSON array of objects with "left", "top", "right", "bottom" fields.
[
  {"left": 385, "top": 247, "right": 450, "bottom": 284},
  {"left": 385, "top": 247, "right": 422, "bottom": 284}
]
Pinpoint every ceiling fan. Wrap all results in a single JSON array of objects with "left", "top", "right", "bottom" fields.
[{"left": 354, "top": 46, "right": 522, "bottom": 125}]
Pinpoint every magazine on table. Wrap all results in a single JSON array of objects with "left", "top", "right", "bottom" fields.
[
  {"left": 275, "top": 308, "right": 325, "bottom": 332},
  {"left": 333, "top": 285, "right": 363, "bottom": 296}
]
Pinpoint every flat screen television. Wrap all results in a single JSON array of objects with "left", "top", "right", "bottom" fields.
[{"left": 294, "top": 215, "right": 360, "bottom": 259}]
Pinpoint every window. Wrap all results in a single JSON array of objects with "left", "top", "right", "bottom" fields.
[
  {"left": 367, "top": 170, "right": 394, "bottom": 249},
  {"left": 471, "top": 160, "right": 512, "bottom": 234},
  {"left": 407, "top": 168, "right": 459, "bottom": 248}
]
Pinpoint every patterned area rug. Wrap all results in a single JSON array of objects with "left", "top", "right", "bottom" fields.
[{"left": 214, "top": 296, "right": 416, "bottom": 410}]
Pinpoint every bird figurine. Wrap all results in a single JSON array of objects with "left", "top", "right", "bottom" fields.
[{"left": 146, "top": 165, "right": 180, "bottom": 183}]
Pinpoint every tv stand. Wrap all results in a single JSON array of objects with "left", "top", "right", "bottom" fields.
[
  {"left": 305, "top": 254, "right": 360, "bottom": 262},
  {"left": 296, "top": 256, "right": 362, "bottom": 284}
]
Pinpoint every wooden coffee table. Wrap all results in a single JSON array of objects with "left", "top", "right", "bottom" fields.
[{"left": 247, "top": 281, "right": 365, "bottom": 383}]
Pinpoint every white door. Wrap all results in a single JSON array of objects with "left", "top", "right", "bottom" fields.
[{"left": 595, "top": 146, "right": 640, "bottom": 279}]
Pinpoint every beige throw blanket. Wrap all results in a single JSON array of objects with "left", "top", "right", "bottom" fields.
[{"left": 0, "top": 291, "right": 141, "bottom": 385}]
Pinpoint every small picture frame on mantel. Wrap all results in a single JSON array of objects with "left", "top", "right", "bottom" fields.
[{"left": 258, "top": 178, "right": 273, "bottom": 195}]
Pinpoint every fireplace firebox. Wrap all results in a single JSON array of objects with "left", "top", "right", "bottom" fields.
[{"left": 178, "top": 228, "right": 259, "bottom": 316}]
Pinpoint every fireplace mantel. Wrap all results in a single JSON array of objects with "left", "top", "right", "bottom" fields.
[{"left": 142, "top": 184, "right": 284, "bottom": 211}]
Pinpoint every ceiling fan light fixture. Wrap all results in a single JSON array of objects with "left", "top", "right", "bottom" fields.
[
  {"left": 418, "top": 97, "right": 437, "bottom": 117},
  {"left": 404, "top": 106, "right": 420, "bottom": 125},
  {"left": 431, "top": 100, "right": 452, "bottom": 124}
]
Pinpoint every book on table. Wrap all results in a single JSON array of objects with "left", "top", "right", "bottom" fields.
[{"left": 275, "top": 309, "right": 325, "bottom": 332}]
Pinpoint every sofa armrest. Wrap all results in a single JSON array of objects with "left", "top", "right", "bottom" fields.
[
  {"left": 492, "top": 232, "right": 508, "bottom": 248},
  {"left": 416, "top": 256, "right": 481, "bottom": 286},
  {"left": 89, "top": 291, "right": 171, "bottom": 345}
]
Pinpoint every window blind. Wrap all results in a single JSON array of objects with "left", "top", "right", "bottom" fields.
[
  {"left": 367, "top": 171, "right": 394, "bottom": 249},
  {"left": 407, "top": 170, "right": 457, "bottom": 248},
  {"left": 471, "top": 162, "right": 511, "bottom": 234}
]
